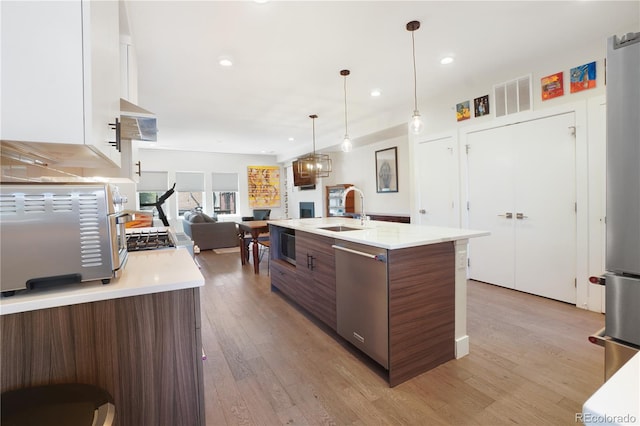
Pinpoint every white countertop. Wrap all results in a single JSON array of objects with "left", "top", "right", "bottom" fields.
[
  {"left": 0, "top": 247, "right": 204, "bottom": 315},
  {"left": 582, "top": 352, "right": 640, "bottom": 425},
  {"left": 268, "top": 217, "right": 489, "bottom": 249}
]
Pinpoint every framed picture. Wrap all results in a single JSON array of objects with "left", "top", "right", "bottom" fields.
[
  {"left": 375, "top": 147, "right": 398, "bottom": 193},
  {"left": 570, "top": 61, "right": 596, "bottom": 93},
  {"left": 541, "top": 71, "right": 564, "bottom": 100},
  {"left": 474, "top": 95, "right": 490, "bottom": 117},
  {"left": 247, "top": 165, "right": 281, "bottom": 208},
  {"left": 456, "top": 100, "right": 471, "bottom": 121}
]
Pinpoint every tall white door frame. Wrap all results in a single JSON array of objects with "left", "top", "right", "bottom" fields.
[
  {"left": 465, "top": 112, "right": 578, "bottom": 303},
  {"left": 457, "top": 101, "right": 594, "bottom": 310}
]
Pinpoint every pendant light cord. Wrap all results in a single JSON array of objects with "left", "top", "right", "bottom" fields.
[
  {"left": 343, "top": 75, "right": 349, "bottom": 134},
  {"left": 311, "top": 115, "right": 316, "bottom": 154},
  {"left": 411, "top": 30, "right": 418, "bottom": 112}
]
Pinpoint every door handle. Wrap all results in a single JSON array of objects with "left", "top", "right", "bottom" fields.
[
  {"left": 497, "top": 212, "right": 513, "bottom": 219},
  {"left": 516, "top": 213, "right": 528, "bottom": 219}
]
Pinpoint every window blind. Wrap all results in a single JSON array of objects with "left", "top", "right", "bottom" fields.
[
  {"left": 138, "top": 171, "right": 168, "bottom": 191},
  {"left": 211, "top": 173, "right": 239, "bottom": 192},
  {"left": 175, "top": 172, "right": 205, "bottom": 192}
]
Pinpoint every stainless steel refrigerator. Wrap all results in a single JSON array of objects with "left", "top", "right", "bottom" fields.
[{"left": 590, "top": 32, "right": 640, "bottom": 380}]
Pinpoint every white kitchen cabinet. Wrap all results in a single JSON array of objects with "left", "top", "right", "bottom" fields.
[{"left": 1, "top": 0, "right": 121, "bottom": 167}]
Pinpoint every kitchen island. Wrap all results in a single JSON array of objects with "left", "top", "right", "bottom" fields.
[
  {"left": 268, "top": 217, "right": 488, "bottom": 386},
  {"left": 0, "top": 248, "right": 205, "bottom": 426}
]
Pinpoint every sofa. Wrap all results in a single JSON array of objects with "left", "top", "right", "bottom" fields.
[{"left": 182, "top": 211, "right": 238, "bottom": 251}]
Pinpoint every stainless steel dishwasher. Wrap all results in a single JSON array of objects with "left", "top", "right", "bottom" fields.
[{"left": 333, "top": 241, "right": 389, "bottom": 369}]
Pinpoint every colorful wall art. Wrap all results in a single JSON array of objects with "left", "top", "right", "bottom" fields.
[
  {"left": 474, "top": 95, "right": 490, "bottom": 117},
  {"left": 247, "top": 165, "right": 281, "bottom": 208},
  {"left": 456, "top": 100, "right": 471, "bottom": 121},
  {"left": 570, "top": 61, "right": 597, "bottom": 93},
  {"left": 541, "top": 72, "right": 564, "bottom": 100}
]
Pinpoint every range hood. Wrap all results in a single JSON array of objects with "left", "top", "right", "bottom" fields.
[{"left": 120, "top": 99, "right": 157, "bottom": 142}]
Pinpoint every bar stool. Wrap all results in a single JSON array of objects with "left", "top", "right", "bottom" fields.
[{"left": 1, "top": 383, "right": 115, "bottom": 426}]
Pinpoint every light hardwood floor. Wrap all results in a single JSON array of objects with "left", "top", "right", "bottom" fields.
[{"left": 197, "top": 250, "right": 605, "bottom": 425}]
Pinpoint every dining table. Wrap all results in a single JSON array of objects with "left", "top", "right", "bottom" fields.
[{"left": 237, "top": 220, "right": 270, "bottom": 274}]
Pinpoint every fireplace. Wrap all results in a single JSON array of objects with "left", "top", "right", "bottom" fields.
[{"left": 300, "top": 202, "right": 315, "bottom": 218}]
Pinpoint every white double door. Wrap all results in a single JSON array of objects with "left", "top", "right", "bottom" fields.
[{"left": 466, "top": 112, "right": 577, "bottom": 303}]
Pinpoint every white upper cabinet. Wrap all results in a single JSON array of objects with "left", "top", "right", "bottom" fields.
[{"left": 1, "top": 0, "right": 121, "bottom": 167}]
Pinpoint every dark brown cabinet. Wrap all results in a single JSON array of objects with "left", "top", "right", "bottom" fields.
[
  {"left": 1, "top": 288, "right": 204, "bottom": 426},
  {"left": 295, "top": 231, "right": 337, "bottom": 330}
]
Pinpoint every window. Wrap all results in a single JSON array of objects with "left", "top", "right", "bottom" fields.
[
  {"left": 212, "top": 172, "right": 239, "bottom": 215},
  {"left": 137, "top": 171, "right": 169, "bottom": 218},
  {"left": 176, "top": 172, "right": 205, "bottom": 216}
]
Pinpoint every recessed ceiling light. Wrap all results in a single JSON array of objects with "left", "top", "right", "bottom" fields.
[
  {"left": 218, "top": 56, "right": 233, "bottom": 67},
  {"left": 440, "top": 56, "right": 454, "bottom": 65},
  {"left": 254, "top": 0, "right": 268, "bottom": 3},
  {"left": 288, "top": 137, "right": 294, "bottom": 141},
  {"left": 370, "top": 89, "right": 381, "bottom": 97}
]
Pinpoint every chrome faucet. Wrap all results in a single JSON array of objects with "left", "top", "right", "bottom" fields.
[{"left": 343, "top": 186, "right": 366, "bottom": 225}]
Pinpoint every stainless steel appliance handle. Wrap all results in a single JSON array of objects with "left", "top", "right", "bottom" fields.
[
  {"left": 588, "top": 327, "right": 606, "bottom": 347},
  {"left": 332, "top": 245, "right": 386, "bottom": 262},
  {"left": 115, "top": 213, "right": 131, "bottom": 224}
]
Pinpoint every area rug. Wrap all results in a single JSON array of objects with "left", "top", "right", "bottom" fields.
[{"left": 213, "top": 247, "right": 240, "bottom": 254}]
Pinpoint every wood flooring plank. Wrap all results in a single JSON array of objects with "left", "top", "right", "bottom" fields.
[{"left": 196, "top": 251, "right": 606, "bottom": 426}]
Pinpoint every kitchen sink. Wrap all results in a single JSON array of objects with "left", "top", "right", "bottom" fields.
[{"left": 318, "top": 225, "right": 362, "bottom": 232}]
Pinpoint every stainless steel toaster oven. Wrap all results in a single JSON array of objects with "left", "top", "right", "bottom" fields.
[{"left": 0, "top": 182, "right": 130, "bottom": 296}]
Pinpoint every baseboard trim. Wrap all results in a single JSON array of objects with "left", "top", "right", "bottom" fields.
[{"left": 455, "top": 335, "right": 469, "bottom": 358}]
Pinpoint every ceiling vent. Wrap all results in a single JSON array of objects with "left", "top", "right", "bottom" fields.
[{"left": 493, "top": 75, "right": 532, "bottom": 118}]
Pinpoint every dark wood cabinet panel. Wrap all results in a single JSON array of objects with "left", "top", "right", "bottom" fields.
[
  {"left": 1, "top": 288, "right": 204, "bottom": 426},
  {"left": 270, "top": 259, "right": 299, "bottom": 299},
  {"left": 296, "top": 231, "right": 336, "bottom": 330},
  {"left": 388, "top": 242, "right": 455, "bottom": 386}
]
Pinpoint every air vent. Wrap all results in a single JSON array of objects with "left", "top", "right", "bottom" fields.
[
  {"left": 24, "top": 194, "right": 46, "bottom": 213},
  {"left": 51, "top": 194, "right": 73, "bottom": 212},
  {"left": 0, "top": 194, "right": 17, "bottom": 214},
  {"left": 78, "top": 192, "right": 104, "bottom": 268},
  {"left": 493, "top": 75, "right": 532, "bottom": 118}
]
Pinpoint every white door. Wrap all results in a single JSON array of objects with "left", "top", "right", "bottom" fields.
[
  {"left": 467, "top": 125, "right": 516, "bottom": 289},
  {"left": 467, "top": 113, "right": 577, "bottom": 303},
  {"left": 416, "top": 136, "right": 458, "bottom": 227}
]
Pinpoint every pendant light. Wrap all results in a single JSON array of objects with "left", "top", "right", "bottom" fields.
[
  {"left": 297, "top": 114, "right": 332, "bottom": 178},
  {"left": 407, "top": 20, "right": 424, "bottom": 135},
  {"left": 340, "top": 69, "right": 353, "bottom": 152}
]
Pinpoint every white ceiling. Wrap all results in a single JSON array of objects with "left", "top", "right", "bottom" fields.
[{"left": 124, "top": 0, "right": 639, "bottom": 160}]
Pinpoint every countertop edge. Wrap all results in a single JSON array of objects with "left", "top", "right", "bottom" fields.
[
  {"left": 582, "top": 352, "right": 640, "bottom": 425},
  {"left": 0, "top": 248, "right": 204, "bottom": 315},
  {"left": 268, "top": 218, "right": 489, "bottom": 249}
]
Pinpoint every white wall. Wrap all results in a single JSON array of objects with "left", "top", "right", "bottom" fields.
[
  {"left": 329, "top": 135, "right": 411, "bottom": 217},
  {"left": 136, "top": 148, "right": 283, "bottom": 230}
]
